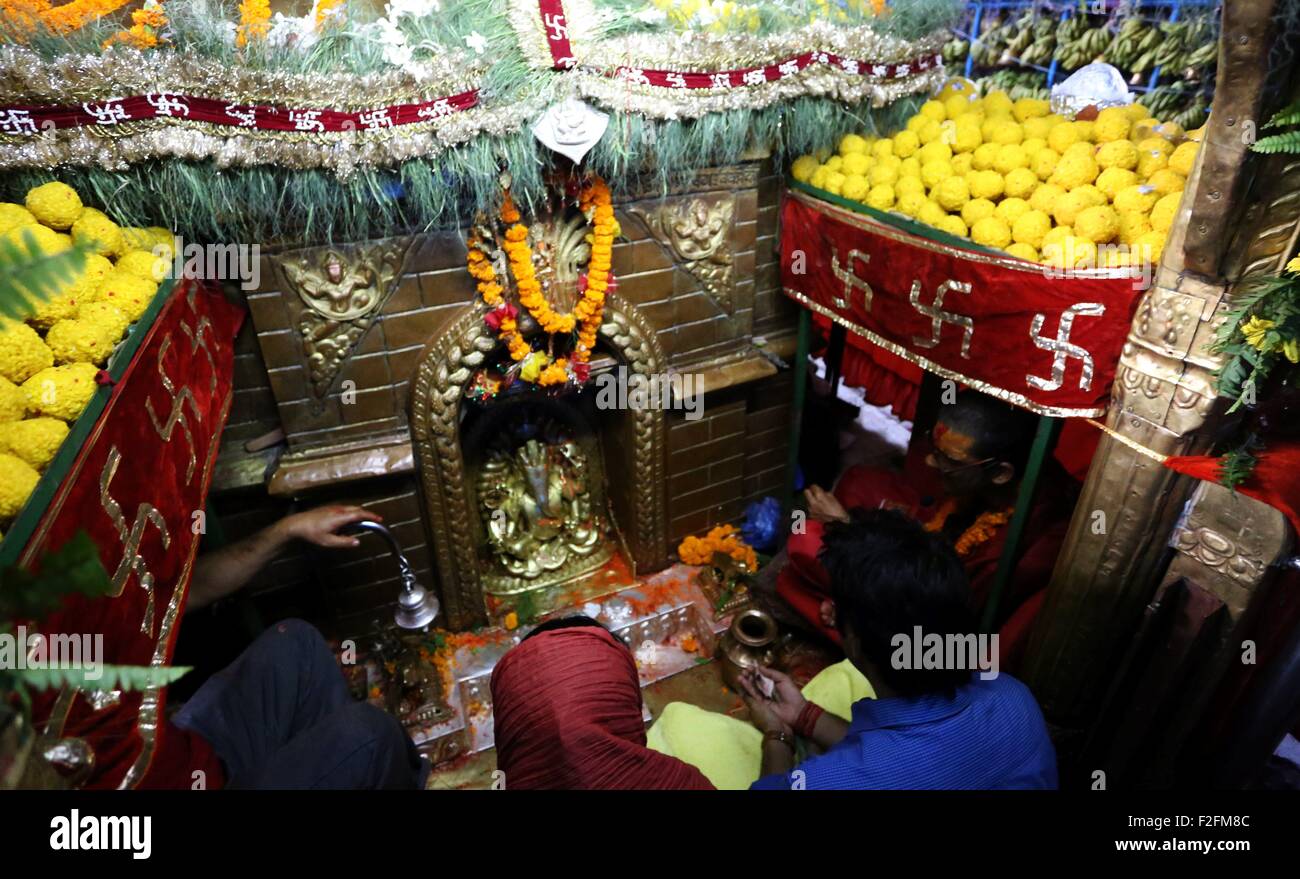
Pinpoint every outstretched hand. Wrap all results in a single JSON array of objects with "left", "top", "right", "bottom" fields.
[
  {"left": 738, "top": 666, "right": 807, "bottom": 734},
  {"left": 279, "top": 505, "right": 382, "bottom": 549},
  {"left": 804, "top": 485, "right": 849, "bottom": 523}
]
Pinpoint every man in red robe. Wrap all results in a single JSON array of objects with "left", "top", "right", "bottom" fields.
[{"left": 775, "top": 391, "right": 1075, "bottom": 654}]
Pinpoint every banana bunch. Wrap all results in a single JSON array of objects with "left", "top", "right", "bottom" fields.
[
  {"left": 1137, "top": 82, "right": 1210, "bottom": 128},
  {"left": 1104, "top": 17, "right": 1162, "bottom": 74},
  {"left": 1055, "top": 23, "right": 1110, "bottom": 71},
  {"left": 943, "top": 36, "right": 969, "bottom": 63},
  {"left": 981, "top": 68, "right": 1049, "bottom": 101}
]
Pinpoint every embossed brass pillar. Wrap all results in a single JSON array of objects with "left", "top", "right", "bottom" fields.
[{"left": 1022, "top": 1, "right": 1293, "bottom": 739}]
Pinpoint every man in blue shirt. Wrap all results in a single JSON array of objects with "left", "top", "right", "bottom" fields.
[{"left": 743, "top": 508, "right": 1057, "bottom": 790}]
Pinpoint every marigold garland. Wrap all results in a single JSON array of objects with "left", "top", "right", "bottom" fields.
[
  {"left": 678, "top": 524, "right": 758, "bottom": 571},
  {"left": 236, "top": 0, "right": 270, "bottom": 48},
  {"left": 923, "top": 500, "right": 1015, "bottom": 558},
  {"left": 103, "top": 0, "right": 166, "bottom": 48},
  {"left": 466, "top": 175, "right": 617, "bottom": 385},
  {"left": 41, "top": 0, "right": 130, "bottom": 34}
]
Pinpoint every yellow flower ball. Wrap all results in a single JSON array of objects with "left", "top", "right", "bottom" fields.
[
  {"left": 993, "top": 144, "right": 1029, "bottom": 175},
  {"left": 869, "top": 163, "right": 899, "bottom": 188},
  {"left": 1005, "top": 242, "right": 1039, "bottom": 262},
  {"left": 896, "top": 175, "right": 926, "bottom": 199},
  {"left": 918, "top": 200, "right": 948, "bottom": 227},
  {"left": 1047, "top": 122, "right": 1081, "bottom": 154},
  {"left": 1098, "top": 245, "right": 1133, "bottom": 269},
  {"left": 990, "top": 121, "right": 1025, "bottom": 146},
  {"left": 95, "top": 270, "right": 158, "bottom": 322},
  {"left": 947, "top": 119, "right": 982, "bottom": 154},
  {"left": 1072, "top": 120, "right": 1096, "bottom": 143},
  {"left": 1125, "top": 104, "right": 1151, "bottom": 121},
  {"left": 839, "top": 134, "right": 869, "bottom": 155},
  {"left": 968, "top": 169, "right": 1005, "bottom": 200},
  {"left": 1003, "top": 167, "right": 1039, "bottom": 200},
  {"left": 943, "top": 92, "right": 978, "bottom": 121},
  {"left": 935, "top": 176, "right": 970, "bottom": 212},
  {"left": 915, "top": 117, "right": 944, "bottom": 145},
  {"left": 950, "top": 153, "right": 974, "bottom": 175},
  {"left": 961, "top": 197, "right": 997, "bottom": 226},
  {"left": 1137, "top": 149, "right": 1168, "bottom": 178},
  {"left": 1133, "top": 229, "right": 1167, "bottom": 263},
  {"left": 2, "top": 223, "right": 69, "bottom": 256},
  {"left": 1042, "top": 234, "right": 1097, "bottom": 270},
  {"left": 71, "top": 208, "right": 125, "bottom": 257},
  {"left": 1096, "top": 140, "right": 1139, "bottom": 171},
  {"left": 1012, "top": 98, "right": 1050, "bottom": 122},
  {"left": 919, "top": 100, "right": 947, "bottom": 122},
  {"left": 1150, "top": 192, "right": 1181, "bottom": 232},
  {"left": 971, "top": 143, "right": 999, "bottom": 171},
  {"left": 45, "top": 318, "right": 117, "bottom": 366},
  {"left": 1022, "top": 115, "right": 1056, "bottom": 141},
  {"left": 145, "top": 227, "right": 174, "bottom": 257},
  {"left": 1137, "top": 136, "right": 1173, "bottom": 157},
  {"left": 893, "top": 129, "right": 921, "bottom": 158},
  {"left": 1031, "top": 147, "right": 1061, "bottom": 181},
  {"left": 866, "top": 184, "right": 896, "bottom": 211},
  {"left": 824, "top": 156, "right": 844, "bottom": 173},
  {"left": 1075, "top": 205, "right": 1120, "bottom": 244},
  {"left": 0, "top": 452, "right": 39, "bottom": 522},
  {"left": 1093, "top": 110, "right": 1133, "bottom": 143},
  {"left": 1114, "top": 183, "right": 1160, "bottom": 214},
  {"left": 0, "top": 417, "right": 68, "bottom": 472},
  {"left": 0, "top": 375, "right": 28, "bottom": 423},
  {"left": 809, "top": 166, "right": 831, "bottom": 189},
  {"left": 78, "top": 301, "right": 130, "bottom": 339},
  {"left": 841, "top": 174, "right": 870, "bottom": 203},
  {"left": 1096, "top": 167, "right": 1139, "bottom": 201},
  {"left": 791, "top": 155, "right": 820, "bottom": 182},
  {"left": 1153, "top": 121, "right": 1185, "bottom": 141},
  {"left": 935, "top": 214, "right": 968, "bottom": 238},
  {"left": 899, "top": 157, "right": 922, "bottom": 178},
  {"left": 1118, "top": 211, "right": 1152, "bottom": 245},
  {"left": 1185, "top": 126, "right": 1206, "bottom": 142},
  {"left": 22, "top": 362, "right": 99, "bottom": 422},
  {"left": 978, "top": 114, "right": 1009, "bottom": 143},
  {"left": 918, "top": 140, "right": 954, "bottom": 165},
  {"left": 920, "top": 159, "right": 954, "bottom": 189},
  {"left": 1012, "top": 209, "right": 1052, "bottom": 249},
  {"left": 839, "top": 152, "right": 870, "bottom": 177},
  {"left": 1042, "top": 225, "right": 1073, "bottom": 248},
  {"left": 971, "top": 216, "right": 1012, "bottom": 249},
  {"left": 1130, "top": 117, "right": 1162, "bottom": 141},
  {"left": 897, "top": 191, "right": 928, "bottom": 218},
  {"left": 1051, "top": 152, "right": 1100, "bottom": 189},
  {"left": 1029, "top": 183, "right": 1065, "bottom": 214},
  {"left": 871, "top": 139, "right": 895, "bottom": 160},
  {"left": 994, "top": 197, "right": 1032, "bottom": 226},
  {"left": 25, "top": 181, "right": 83, "bottom": 230},
  {"left": 1020, "top": 137, "right": 1047, "bottom": 157},
  {"left": 0, "top": 321, "right": 54, "bottom": 384},
  {"left": 1146, "top": 168, "right": 1186, "bottom": 196},
  {"left": 1052, "top": 189, "right": 1094, "bottom": 227},
  {"left": 0, "top": 203, "right": 36, "bottom": 235},
  {"left": 1074, "top": 184, "right": 1108, "bottom": 207},
  {"left": 982, "top": 91, "right": 1014, "bottom": 116},
  {"left": 1169, "top": 141, "right": 1199, "bottom": 177},
  {"left": 823, "top": 171, "right": 849, "bottom": 195}
]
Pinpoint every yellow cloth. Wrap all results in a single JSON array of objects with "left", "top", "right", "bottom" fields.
[{"left": 646, "top": 659, "right": 875, "bottom": 789}]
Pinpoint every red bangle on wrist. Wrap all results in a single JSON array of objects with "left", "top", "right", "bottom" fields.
[{"left": 794, "top": 701, "right": 824, "bottom": 739}]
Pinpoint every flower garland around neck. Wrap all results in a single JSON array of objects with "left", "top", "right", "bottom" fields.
[
  {"left": 466, "top": 175, "right": 618, "bottom": 388},
  {"left": 923, "top": 499, "right": 1015, "bottom": 558}
]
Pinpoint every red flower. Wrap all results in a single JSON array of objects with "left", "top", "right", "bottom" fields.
[
  {"left": 484, "top": 302, "right": 518, "bottom": 331},
  {"left": 573, "top": 361, "right": 591, "bottom": 382}
]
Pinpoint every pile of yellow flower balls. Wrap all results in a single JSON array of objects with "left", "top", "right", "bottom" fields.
[
  {"left": 790, "top": 82, "right": 1203, "bottom": 269},
  {"left": 0, "top": 181, "right": 173, "bottom": 530}
]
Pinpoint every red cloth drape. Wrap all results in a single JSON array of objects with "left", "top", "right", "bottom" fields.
[{"left": 489, "top": 627, "right": 714, "bottom": 790}]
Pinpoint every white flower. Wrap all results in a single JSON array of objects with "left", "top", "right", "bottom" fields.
[
  {"left": 387, "top": 0, "right": 440, "bottom": 20},
  {"left": 266, "top": 13, "right": 318, "bottom": 50},
  {"left": 465, "top": 31, "right": 487, "bottom": 54}
]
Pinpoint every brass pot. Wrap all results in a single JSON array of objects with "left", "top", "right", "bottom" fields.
[{"left": 717, "top": 608, "right": 780, "bottom": 691}]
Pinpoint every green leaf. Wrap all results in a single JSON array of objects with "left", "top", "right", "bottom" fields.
[
  {"left": 0, "top": 228, "right": 90, "bottom": 323},
  {"left": 0, "top": 531, "right": 112, "bottom": 621},
  {"left": 1251, "top": 130, "right": 1300, "bottom": 155},
  {"left": 1265, "top": 100, "right": 1300, "bottom": 130},
  {"left": 12, "top": 663, "right": 191, "bottom": 693}
]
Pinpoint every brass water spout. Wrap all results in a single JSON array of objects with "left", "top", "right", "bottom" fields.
[{"left": 344, "top": 521, "right": 439, "bottom": 630}]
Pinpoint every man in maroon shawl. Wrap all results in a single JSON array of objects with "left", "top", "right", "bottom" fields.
[
  {"left": 490, "top": 617, "right": 715, "bottom": 790},
  {"left": 774, "top": 392, "right": 1075, "bottom": 660}
]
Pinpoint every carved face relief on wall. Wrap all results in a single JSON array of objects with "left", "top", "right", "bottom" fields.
[{"left": 628, "top": 194, "right": 736, "bottom": 311}]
